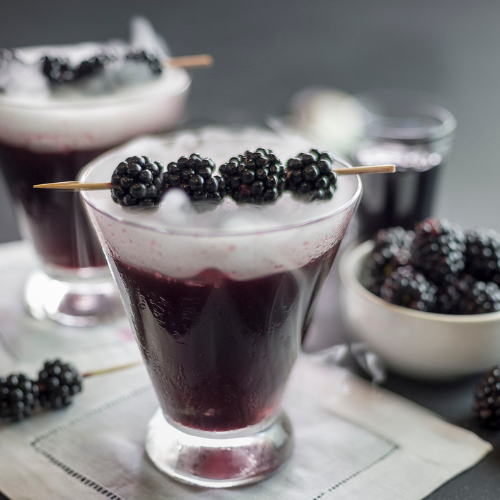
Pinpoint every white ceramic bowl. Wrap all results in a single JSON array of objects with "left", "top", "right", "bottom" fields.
[{"left": 339, "top": 241, "right": 500, "bottom": 380}]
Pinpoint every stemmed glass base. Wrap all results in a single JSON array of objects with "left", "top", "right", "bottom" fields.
[
  {"left": 24, "top": 270, "right": 124, "bottom": 327},
  {"left": 145, "top": 408, "right": 294, "bottom": 488}
]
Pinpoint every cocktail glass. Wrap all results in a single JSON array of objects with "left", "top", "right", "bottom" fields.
[
  {"left": 81, "top": 129, "right": 362, "bottom": 487},
  {"left": 353, "top": 89, "right": 456, "bottom": 240},
  {"left": 0, "top": 67, "right": 190, "bottom": 326}
]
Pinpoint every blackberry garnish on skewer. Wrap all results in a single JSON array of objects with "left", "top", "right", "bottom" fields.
[
  {"left": 164, "top": 153, "right": 226, "bottom": 203},
  {"left": 286, "top": 149, "right": 337, "bottom": 201},
  {"left": 125, "top": 49, "right": 163, "bottom": 75},
  {"left": 0, "top": 374, "right": 40, "bottom": 422},
  {"left": 33, "top": 158, "right": 394, "bottom": 201},
  {"left": 111, "top": 156, "right": 165, "bottom": 207},
  {"left": 220, "top": 148, "right": 286, "bottom": 204},
  {"left": 39, "top": 50, "right": 211, "bottom": 87},
  {"left": 42, "top": 55, "right": 76, "bottom": 85}
]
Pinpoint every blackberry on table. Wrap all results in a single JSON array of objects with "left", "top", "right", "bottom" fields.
[
  {"left": 220, "top": 148, "right": 286, "bottom": 204},
  {"left": 125, "top": 49, "right": 163, "bottom": 75},
  {"left": 111, "top": 156, "right": 165, "bottom": 207},
  {"left": 38, "top": 360, "right": 83, "bottom": 410},
  {"left": 380, "top": 265, "right": 437, "bottom": 312},
  {"left": 411, "top": 218, "right": 466, "bottom": 284},
  {"left": 465, "top": 228, "right": 500, "bottom": 285},
  {"left": 164, "top": 153, "right": 225, "bottom": 203},
  {"left": 0, "top": 374, "right": 40, "bottom": 422},
  {"left": 474, "top": 365, "right": 500, "bottom": 428},
  {"left": 286, "top": 149, "right": 337, "bottom": 201}
]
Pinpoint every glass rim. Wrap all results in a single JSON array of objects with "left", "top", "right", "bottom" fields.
[
  {"left": 80, "top": 129, "right": 363, "bottom": 238},
  {"left": 355, "top": 89, "right": 457, "bottom": 143},
  {"left": 0, "top": 67, "right": 191, "bottom": 111}
]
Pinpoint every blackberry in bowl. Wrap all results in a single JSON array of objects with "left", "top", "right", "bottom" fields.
[
  {"left": 465, "top": 228, "right": 500, "bottom": 285},
  {"left": 411, "top": 218, "right": 466, "bottom": 284},
  {"left": 339, "top": 219, "right": 500, "bottom": 380}
]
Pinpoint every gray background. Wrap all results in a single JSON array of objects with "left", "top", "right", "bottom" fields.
[{"left": 1, "top": 1, "right": 500, "bottom": 499}]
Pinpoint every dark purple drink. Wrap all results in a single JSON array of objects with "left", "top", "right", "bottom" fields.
[
  {"left": 111, "top": 246, "right": 338, "bottom": 432},
  {"left": 355, "top": 148, "right": 444, "bottom": 240},
  {"left": 0, "top": 142, "right": 108, "bottom": 270},
  {"left": 353, "top": 90, "right": 456, "bottom": 240}
]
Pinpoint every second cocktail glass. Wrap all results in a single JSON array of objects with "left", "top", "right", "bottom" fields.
[
  {"left": 0, "top": 68, "right": 190, "bottom": 326},
  {"left": 81, "top": 129, "right": 362, "bottom": 487}
]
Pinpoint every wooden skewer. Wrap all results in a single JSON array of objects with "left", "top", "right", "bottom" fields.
[
  {"left": 34, "top": 181, "right": 113, "bottom": 190},
  {"left": 82, "top": 361, "right": 143, "bottom": 378},
  {"left": 334, "top": 164, "right": 396, "bottom": 176},
  {"left": 33, "top": 165, "right": 396, "bottom": 191},
  {"left": 166, "top": 54, "right": 213, "bottom": 69}
]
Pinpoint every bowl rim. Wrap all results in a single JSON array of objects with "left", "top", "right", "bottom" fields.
[{"left": 339, "top": 240, "right": 500, "bottom": 324}]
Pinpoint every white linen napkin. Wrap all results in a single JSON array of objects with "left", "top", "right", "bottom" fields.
[
  {"left": 0, "top": 355, "right": 491, "bottom": 500},
  {"left": 0, "top": 241, "right": 142, "bottom": 375}
]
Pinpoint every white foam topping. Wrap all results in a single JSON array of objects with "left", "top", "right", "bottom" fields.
[{"left": 82, "top": 129, "right": 362, "bottom": 280}]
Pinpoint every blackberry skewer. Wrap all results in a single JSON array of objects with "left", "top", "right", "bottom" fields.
[{"left": 33, "top": 164, "right": 396, "bottom": 191}]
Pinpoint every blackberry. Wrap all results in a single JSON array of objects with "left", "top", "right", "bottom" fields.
[
  {"left": 0, "top": 374, "right": 40, "bottom": 422},
  {"left": 220, "top": 148, "right": 286, "bottom": 204},
  {"left": 74, "top": 52, "right": 114, "bottom": 80},
  {"left": 380, "top": 266, "right": 437, "bottom": 312},
  {"left": 373, "top": 227, "right": 415, "bottom": 252},
  {"left": 38, "top": 360, "right": 83, "bottom": 410},
  {"left": 435, "top": 279, "right": 463, "bottom": 314},
  {"left": 125, "top": 49, "right": 163, "bottom": 75},
  {"left": 41, "top": 49, "right": 163, "bottom": 86},
  {"left": 411, "top": 218, "right": 466, "bottom": 284},
  {"left": 42, "top": 52, "right": 117, "bottom": 85},
  {"left": 42, "top": 55, "right": 76, "bottom": 85},
  {"left": 465, "top": 228, "right": 500, "bottom": 284},
  {"left": 474, "top": 365, "right": 500, "bottom": 428},
  {"left": 286, "top": 149, "right": 337, "bottom": 201},
  {"left": 457, "top": 278, "right": 500, "bottom": 315},
  {"left": 111, "top": 156, "right": 165, "bottom": 207},
  {"left": 164, "top": 153, "right": 225, "bottom": 203},
  {"left": 361, "top": 227, "right": 413, "bottom": 296}
]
